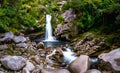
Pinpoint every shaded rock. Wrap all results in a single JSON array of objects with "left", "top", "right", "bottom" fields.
[
  {"left": 1, "top": 56, "right": 26, "bottom": 70},
  {"left": 85, "top": 69, "right": 101, "bottom": 73},
  {"left": 99, "top": 48, "right": 120, "bottom": 71},
  {"left": 54, "top": 23, "right": 78, "bottom": 40},
  {"left": 13, "top": 36, "right": 27, "bottom": 43},
  {"left": 24, "top": 60, "right": 35, "bottom": 71},
  {"left": 62, "top": 8, "right": 76, "bottom": 22},
  {"left": 41, "top": 68, "right": 70, "bottom": 73},
  {"left": 0, "top": 44, "right": 8, "bottom": 50},
  {"left": 0, "top": 32, "right": 14, "bottom": 42},
  {"left": 16, "top": 43, "right": 28, "bottom": 48},
  {"left": 68, "top": 55, "right": 91, "bottom": 73},
  {"left": 36, "top": 42, "right": 44, "bottom": 49}
]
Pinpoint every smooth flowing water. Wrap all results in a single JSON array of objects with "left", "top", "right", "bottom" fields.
[
  {"left": 34, "top": 14, "right": 69, "bottom": 46},
  {"left": 44, "top": 15, "right": 56, "bottom": 41},
  {"left": 62, "top": 47, "right": 77, "bottom": 64}
]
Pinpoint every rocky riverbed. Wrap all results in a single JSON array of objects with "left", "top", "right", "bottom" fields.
[{"left": 0, "top": 32, "right": 120, "bottom": 73}]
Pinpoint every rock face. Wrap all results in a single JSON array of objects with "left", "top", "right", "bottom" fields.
[
  {"left": 41, "top": 68, "right": 70, "bottom": 73},
  {"left": 85, "top": 69, "right": 101, "bottom": 73},
  {"left": 1, "top": 56, "right": 26, "bottom": 70},
  {"left": 68, "top": 55, "right": 91, "bottom": 73},
  {"left": 99, "top": 48, "right": 120, "bottom": 71},
  {"left": 62, "top": 8, "right": 76, "bottom": 22},
  {"left": 73, "top": 33, "right": 108, "bottom": 55},
  {"left": 54, "top": 23, "right": 78, "bottom": 40}
]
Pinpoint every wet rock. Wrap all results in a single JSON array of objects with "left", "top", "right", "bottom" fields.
[
  {"left": 41, "top": 68, "right": 70, "bottom": 73},
  {"left": 13, "top": 36, "right": 27, "bottom": 43},
  {"left": 62, "top": 8, "right": 76, "bottom": 22},
  {"left": 85, "top": 69, "right": 101, "bottom": 73},
  {"left": 0, "top": 32, "right": 14, "bottom": 42},
  {"left": 99, "top": 48, "right": 120, "bottom": 71},
  {"left": 16, "top": 43, "right": 28, "bottom": 48},
  {"left": 1, "top": 56, "right": 26, "bottom": 70},
  {"left": 54, "top": 23, "right": 78, "bottom": 40},
  {"left": 68, "top": 55, "right": 91, "bottom": 73},
  {"left": 36, "top": 42, "right": 44, "bottom": 49},
  {"left": 24, "top": 60, "right": 35, "bottom": 71}
]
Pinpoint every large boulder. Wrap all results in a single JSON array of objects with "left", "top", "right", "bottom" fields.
[
  {"left": 0, "top": 56, "right": 26, "bottom": 70},
  {"left": 54, "top": 23, "right": 78, "bottom": 40},
  {"left": 98, "top": 48, "right": 120, "bottom": 71},
  {"left": 41, "top": 68, "right": 70, "bottom": 73},
  {"left": 68, "top": 55, "right": 91, "bottom": 73}
]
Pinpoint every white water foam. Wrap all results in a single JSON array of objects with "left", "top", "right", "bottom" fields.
[{"left": 62, "top": 47, "right": 77, "bottom": 64}]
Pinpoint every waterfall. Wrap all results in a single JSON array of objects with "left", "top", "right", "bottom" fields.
[{"left": 44, "top": 15, "right": 56, "bottom": 41}]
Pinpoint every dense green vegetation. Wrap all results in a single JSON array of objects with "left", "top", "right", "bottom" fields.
[
  {"left": 0, "top": 0, "right": 61, "bottom": 33},
  {"left": 63, "top": 0, "right": 120, "bottom": 34},
  {"left": 0, "top": 0, "right": 120, "bottom": 35}
]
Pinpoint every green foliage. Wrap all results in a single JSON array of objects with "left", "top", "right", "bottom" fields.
[
  {"left": 62, "top": 0, "right": 120, "bottom": 33},
  {"left": 0, "top": 0, "right": 61, "bottom": 33}
]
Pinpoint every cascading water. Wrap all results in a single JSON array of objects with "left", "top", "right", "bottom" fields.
[
  {"left": 35, "top": 14, "right": 68, "bottom": 46},
  {"left": 62, "top": 47, "right": 77, "bottom": 64},
  {"left": 44, "top": 15, "right": 56, "bottom": 41}
]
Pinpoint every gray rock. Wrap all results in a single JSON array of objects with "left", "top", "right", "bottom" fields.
[
  {"left": 85, "top": 69, "right": 101, "bottom": 73},
  {"left": 13, "top": 36, "right": 27, "bottom": 43},
  {"left": 22, "top": 68, "right": 30, "bottom": 73},
  {"left": 16, "top": 43, "right": 28, "bottom": 48},
  {"left": 0, "top": 71, "right": 4, "bottom": 73},
  {"left": 1, "top": 56, "right": 26, "bottom": 70},
  {"left": 54, "top": 23, "right": 78, "bottom": 40},
  {"left": 24, "top": 60, "right": 35, "bottom": 71},
  {"left": 99, "top": 48, "right": 120, "bottom": 71},
  {"left": 0, "top": 32, "right": 14, "bottom": 42},
  {"left": 41, "top": 68, "right": 70, "bottom": 73},
  {"left": 68, "top": 55, "right": 91, "bottom": 73},
  {"left": 62, "top": 8, "right": 76, "bottom": 22}
]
